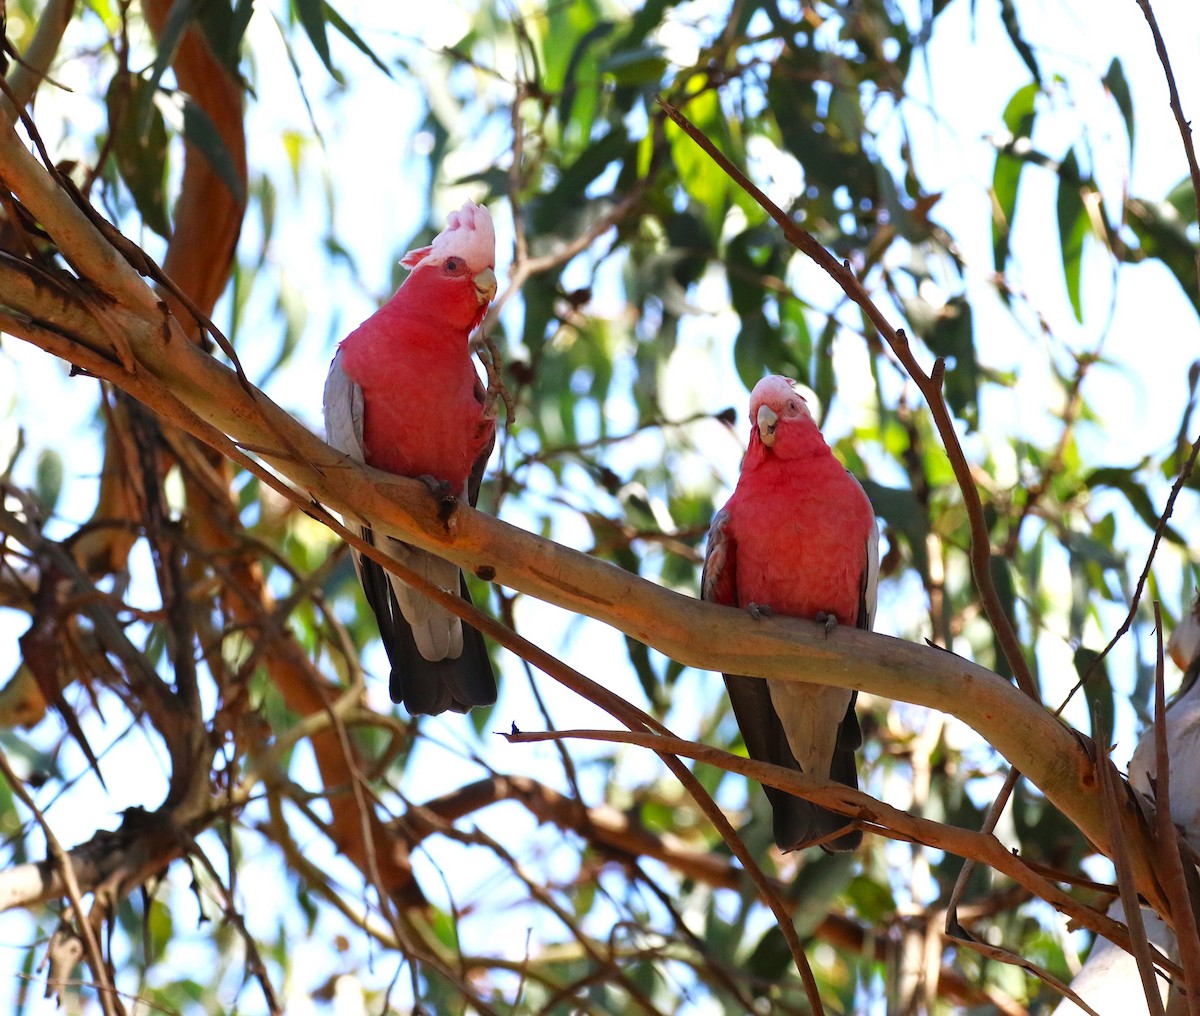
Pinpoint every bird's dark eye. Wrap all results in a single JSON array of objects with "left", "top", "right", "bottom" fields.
[{"left": 445, "top": 257, "right": 463, "bottom": 272}]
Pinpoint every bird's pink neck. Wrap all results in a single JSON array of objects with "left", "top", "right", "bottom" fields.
[
  {"left": 745, "top": 423, "right": 830, "bottom": 469},
  {"left": 378, "top": 266, "right": 487, "bottom": 337}
]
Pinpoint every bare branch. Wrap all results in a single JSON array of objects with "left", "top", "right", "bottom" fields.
[
  {"left": 0, "top": 747, "right": 121, "bottom": 1015},
  {"left": 1135, "top": 0, "right": 1200, "bottom": 289}
]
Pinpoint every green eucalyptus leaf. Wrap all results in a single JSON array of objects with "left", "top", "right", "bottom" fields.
[
  {"left": 1056, "top": 151, "right": 1088, "bottom": 322},
  {"left": 992, "top": 81, "right": 1039, "bottom": 272},
  {"left": 107, "top": 72, "right": 171, "bottom": 237},
  {"left": 1104, "top": 57, "right": 1134, "bottom": 151},
  {"left": 292, "top": 0, "right": 335, "bottom": 76}
]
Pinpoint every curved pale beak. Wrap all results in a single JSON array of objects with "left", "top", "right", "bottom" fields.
[
  {"left": 474, "top": 266, "right": 497, "bottom": 304},
  {"left": 756, "top": 404, "right": 778, "bottom": 446}
]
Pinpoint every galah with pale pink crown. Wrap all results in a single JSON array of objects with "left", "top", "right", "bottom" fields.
[
  {"left": 324, "top": 200, "right": 498, "bottom": 715},
  {"left": 703, "top": 375, "right": 878, "bottom": 852}
]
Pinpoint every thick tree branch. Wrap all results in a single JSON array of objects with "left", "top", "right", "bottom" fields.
[
  {"left": 0, "top": 261, "right": 1172, "bottom": 915},
  {"left": 0, "top": 110, "right": 1174, "bottom": 919}
]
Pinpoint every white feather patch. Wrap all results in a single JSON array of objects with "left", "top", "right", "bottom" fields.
[
  {"left": 401, "top": 200, "right": 495, "bottom": 274},
  {"left": 770, "top": 683, "right": 854, "bottom": 779}
]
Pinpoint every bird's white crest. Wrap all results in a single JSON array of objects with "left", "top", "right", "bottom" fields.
[{"left": 400, "top": 200, "right": 495, "bottom": 273}]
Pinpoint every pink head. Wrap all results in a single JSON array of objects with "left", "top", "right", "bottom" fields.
[
  {"left": 747, "top": 375, "right": 821, "bottom": 457},
  {"left": 401, "top": 200, "right": 496, "bottom": 274},
  {"left": 397, "top": 200, "right": 497, "bottom": 331}
]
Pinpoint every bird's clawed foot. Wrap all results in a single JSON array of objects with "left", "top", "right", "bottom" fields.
[
  {"left": 478, "top": 333, "right": 514, "bottom": 424},
  {"left": 417, "top": 474, "right": 453, "bottom": 497},
  {"left": 747, "top": 602, "right": 774, "bottom": 621},
  {"left": 418, "top": 475, "right": 459, "bottom": 525},
  {"left": 815, "top": 611, "right": 838, "bottom": 637}
]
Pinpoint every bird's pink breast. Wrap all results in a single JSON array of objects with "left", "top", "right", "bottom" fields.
[
  {"left": 728, "top": 455, "right": 874, "bottom": 626},
  {"left": 339, "top": 292, "right": 493, "bottom": 491}
]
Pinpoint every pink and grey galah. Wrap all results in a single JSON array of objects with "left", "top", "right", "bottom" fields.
[
  {"left": 323, "top": 200, "right": 498, "bottom": 715},
  {"left": 703, "top": 375, "right": 878, "bottom": 852}
]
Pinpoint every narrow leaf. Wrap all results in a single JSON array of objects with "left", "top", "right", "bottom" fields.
[
  {"left": 293, "top": 0, "right": 335, "bottom": 76},
  {"left": 1085, "top": 465, "right": 1187, "bottom": 545},
  {"left": 107, "top": 72, "right": 171, "bottom": 237},
  {"left": 992, "top": 82, "right": 1039, "bottom": 272},
  {"left": 1056, "top": 151, "right": 1087, "bottom": 322},
  {"left": 1076, "top": 647, "right": 1113, "bottom": 745},
  {"left": 180, "top": 96, "right": 246, "bottom": 204},
  {"left": 999, "top": 0, "right": 1040, "bottom": 83},
  {"left": 1103, "top": 57, "right": 1134, "bottom": 151},
  {"left": 323, "top": 2, "right": 391, "bottom": 77},
  {"left": 1125, "top": 197, "right": 1200, "bottom": 315},
  {"left": 138, "top": 0, "right": 197, "bottom": 135},
  {"left": 924, "top": 296, "right": 978, "bottom": 425}
]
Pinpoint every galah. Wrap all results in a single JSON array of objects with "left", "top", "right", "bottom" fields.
[
  {"left": 1056, "top": 600, "right": 1200, "bottom": 1016},
  {"left": 1127, "top": 595, "right": 1200, "bottom": 842},
  {"left": 703, "top": 375, "right": 878, "bottom": 852},
  {"left": 323, "top": 200, "right": 498, "bottom": 715}
]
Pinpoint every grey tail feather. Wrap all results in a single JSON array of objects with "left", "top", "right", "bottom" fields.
[
  {"left": 358, "top": 540, "right": 496, "bottom": 715},
  {"left": 724, "top": 674, "right": 861, "bottom": 853}
]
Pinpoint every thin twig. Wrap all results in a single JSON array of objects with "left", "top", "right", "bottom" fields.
[
  {"left": 174, "top": 830, "right": 282, "bottom": 1014},
  {"left": 1151, "top": 601, "right": 1200, "bottom": 1013},
  {"left": 1134, "top": 0, "right": 1200, "bottom": 288},
  {"left": 502, "top": 724, "right": 1179, "bottom": 975},
  {"left": 953, "top": 933, "right": 1101, "bottom": 1016},
  {"left": 0, "top": 747, "right": 121, "bottom": 1016},
  {"left": 945, "top": 766, "right": 1021, "bottom": 937}
]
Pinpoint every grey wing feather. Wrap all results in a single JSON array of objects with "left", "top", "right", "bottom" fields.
[
  {"left": 467, "top": 375, "right": 496, "bottom": 508},
  {"left": 324, "top": 350, "right": 366, "bottom": 464},
  {"left": 322, "top": 350, "right": 495, "bottom": 714},
  {"left": 858, "top": 483, "right": 880, "bottom": 632}
]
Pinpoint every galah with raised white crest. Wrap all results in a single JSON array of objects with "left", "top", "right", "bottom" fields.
[
  {"left": 703, "top": 375, "right": 878, "bottom": 852},
  {"left": 323, "top": 200, "right": 498, "bottom": 715}
]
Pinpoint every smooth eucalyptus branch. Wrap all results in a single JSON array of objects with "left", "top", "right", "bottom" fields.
[
  {"left": 0, "top": 112, "right": 1174, "bottom": 917},
  {"left": 0, "top": 104, "right": 163, "bottom": 315},
  {"left": 0, "top": 254, "right": 1173, "bottom": 918},
  {"left": 655, "top": 96, "right": 1039, "bottom": 704}
]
